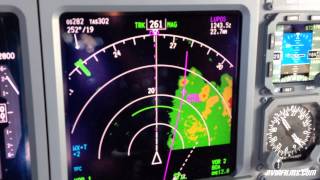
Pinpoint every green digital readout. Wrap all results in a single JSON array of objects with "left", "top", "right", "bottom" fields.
[{"left": 211, "top": 158, "right": 231, "bottom": 176}]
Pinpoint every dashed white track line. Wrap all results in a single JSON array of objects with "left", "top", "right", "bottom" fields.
[{"left": 179, "top": 142, "right": 198, "bottom": 172}]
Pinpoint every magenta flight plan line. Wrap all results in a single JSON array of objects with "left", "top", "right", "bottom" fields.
[{"left": 163, "top": 50, "right": 189, "bottom": 180}]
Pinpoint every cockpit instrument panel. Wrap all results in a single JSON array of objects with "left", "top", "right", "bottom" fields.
[
  {"left": 272, "top": 23, "right": 320, "bottom": 84},
  {"left": 0, "top": 13, "right": 31, "bottom": 180},
  {"left": 60, "top": 11, "right": 242, "bottom": 180},
  {"left": 265, "top": 14, "right": 320, "bottom": 94}
]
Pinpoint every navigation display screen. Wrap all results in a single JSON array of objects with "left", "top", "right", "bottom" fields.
[
  {"left": 272, "top": 24, "right": 320, "bottom": 83},
  {"left": 60, "top": 11, "right": 242, "bottom": 180}
]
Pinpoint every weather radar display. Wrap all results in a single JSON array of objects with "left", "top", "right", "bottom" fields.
[{"left": 60, "top": 11, "right": 241, "bottom": 180}]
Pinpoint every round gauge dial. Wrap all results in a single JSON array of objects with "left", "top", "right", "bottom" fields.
[{"left": 267, "top": 104, "right": 316, "bottom": 160}]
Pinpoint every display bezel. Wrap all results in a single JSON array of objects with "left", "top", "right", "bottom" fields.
[
  {"left": 265, "top": 13, "right": 320, "bottom": 95},
  {"left": 273, "top": 24, "right": 319, "bottom": 84},
  {"left": 41, "top": 2, "right": 254, "bottom": 179},
  {"left": 59, "top": 10, "right": 242, "bottom": 180},
  {"left": 0, "top": 4, "right": 49, "bottom": 179},
  {"left": 0, "top": 12, "right": 33, "bottom": 180}
]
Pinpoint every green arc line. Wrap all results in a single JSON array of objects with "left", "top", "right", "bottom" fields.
[{"left": 131, "top": 105, "right": 180, "bottom": 117}]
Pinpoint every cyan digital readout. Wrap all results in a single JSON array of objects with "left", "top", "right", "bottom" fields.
[{"left": 282, "top": 32, "right": 313, "bottom": 65}]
